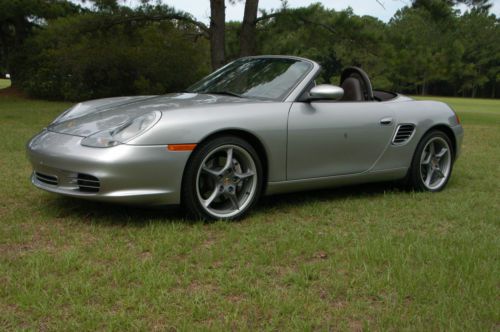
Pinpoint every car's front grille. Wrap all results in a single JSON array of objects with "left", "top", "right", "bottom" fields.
[
  {"left": 34, "top": 172, "right": 58, "bottom": 186},
  {"left": 76, "top": 173, "right": 100, "bottom": 193},
  {"left": 392, "top": 124, "right": 415, "bottom": 145}
]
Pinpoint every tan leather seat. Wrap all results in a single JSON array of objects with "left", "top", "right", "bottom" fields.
[{"left": 340, "top": 77, "right": 364, "bottom": 101}]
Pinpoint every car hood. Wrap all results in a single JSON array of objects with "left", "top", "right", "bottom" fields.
[{"left": 48, "top": 93, "right": 254, "bottom": 137}]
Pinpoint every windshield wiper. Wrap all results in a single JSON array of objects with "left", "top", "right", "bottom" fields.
[{"left": 204, "top": 90, "right": 242, "bottom": 98}]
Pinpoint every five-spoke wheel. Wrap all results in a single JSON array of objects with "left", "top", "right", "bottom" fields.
[
  {"left": 408, "top": 130, "right": 454, "bottom": 192},
  {"left": 182, "top": 136, "right": 263, "bottom": 220}
]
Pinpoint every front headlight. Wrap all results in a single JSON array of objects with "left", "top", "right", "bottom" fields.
[{"left": 81, "top": 111, "right": 161, "bottom": 148}]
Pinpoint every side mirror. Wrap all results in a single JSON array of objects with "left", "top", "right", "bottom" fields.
[{"left": 307, "top": 84, "right": 344, "bottom": 101}]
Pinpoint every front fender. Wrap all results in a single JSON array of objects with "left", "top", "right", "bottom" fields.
[{"left": 128, "top": 102, "right": 291, "bottom": 182}]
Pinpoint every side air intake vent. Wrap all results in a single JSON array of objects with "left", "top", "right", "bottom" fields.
[
  {"left": 35, "top": 172, "right": 58, "bottom": 186},
  {"left": 392, "top": 124, "right": 415, "bottom": 145},
  {"left": 77, "top": 173, "right": 100, "bottom": 193}
]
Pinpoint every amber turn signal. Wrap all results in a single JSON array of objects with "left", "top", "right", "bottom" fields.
[{"left": 167, "top": 144, "right": 197, "bottom": 151}]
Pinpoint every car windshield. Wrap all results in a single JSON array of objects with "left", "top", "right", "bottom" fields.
[{"left": 187, "top": 58, "right": 313, "bottom": 101}]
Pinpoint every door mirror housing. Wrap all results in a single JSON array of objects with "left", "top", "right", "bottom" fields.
[{"left": 307, "top": 84, "right": 344, "bottom": 101}]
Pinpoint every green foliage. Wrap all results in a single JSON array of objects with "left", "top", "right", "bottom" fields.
[
  {"left": 386, "top": 6, "right": 499, "bottom": 96},
  {"left": 413, "top": 0, "right": 493, "bottom": 13},
  {"left": 454, "top": 10, "right": 500, "bottom": 97},
  {"left": 3, "top": 0, "right": 499, "bottom": 99},
  {"left": 11, "top": 11, "right": 210, "bottom": 100},
  {"left": 388, "top": 7, "right": 448, "bottom": 94},
  {"left": 255, "top": 3, "right": 499, "bottom": 97},
  {"left": 0, "top": 0, "right": 82, "bottom": 74},
  {"left": 256, "top": 5, "right": 392, "bottom": 88},
  {"left": 225, "top": 21, "right": 243, "bottom": 62}
]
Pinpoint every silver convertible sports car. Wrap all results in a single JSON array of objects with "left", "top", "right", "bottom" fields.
[{"left": 27, "top": 55, "right": 464, "bottom": 220}]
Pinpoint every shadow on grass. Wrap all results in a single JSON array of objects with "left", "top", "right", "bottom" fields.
[
  {"left": 41, "top": 181, "right": 403, "bottom": 227},
  {"left": 258, "top": 181, "right": 403, "bottom": 210},
  {"left": 43, "top": 197, "right": 186, "bottom": 227}
]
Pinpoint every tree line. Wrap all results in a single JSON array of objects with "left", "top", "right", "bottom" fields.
[{"left": 0, "top": 0, "right": 498, "bottom": 100}]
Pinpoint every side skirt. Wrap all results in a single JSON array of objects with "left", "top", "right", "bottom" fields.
[{"left": 264, "top": 167, "right": 408, "bottom": 195}]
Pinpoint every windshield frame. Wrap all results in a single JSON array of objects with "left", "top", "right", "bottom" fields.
[{"left": 186, "top": 56, "right": 318, "bottom": 102}]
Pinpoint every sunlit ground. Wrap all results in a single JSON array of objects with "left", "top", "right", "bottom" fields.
[{"left": 0, "top": 79, "right": 11, "bottom": 90}]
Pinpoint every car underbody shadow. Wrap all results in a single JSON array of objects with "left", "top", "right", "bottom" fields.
[
  {"left": 42, "top": 196, "right": 187, "bottom": 227},
  {"left": 41, "top": 181, "right": 405, "bottom": 226},
  {"left": 256, "top": 181, "right": 405, "bottom": 212}
]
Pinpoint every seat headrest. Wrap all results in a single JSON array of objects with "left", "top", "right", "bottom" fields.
[{"left": 340, "top": 77, "right": 363, "bottom": 101}]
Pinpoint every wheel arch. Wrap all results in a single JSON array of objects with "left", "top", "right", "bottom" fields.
[
  {"left": 422, "top": 124, "right": 457, "bottom": 160},
  {"left": 405, "top": 123, "right": 456, "bottom": 191},
  {"left": 182, "top": 129, "right": 269, "bottom": 195},
  {"left": 405, "top": 123, "right": 457, "bottom": 179}
]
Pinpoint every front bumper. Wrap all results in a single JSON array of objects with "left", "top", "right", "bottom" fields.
[{"left": 27, "top": 130, "right": 191, "bottom": 205}]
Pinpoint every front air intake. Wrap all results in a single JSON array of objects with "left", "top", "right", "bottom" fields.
[
  {"left": 392, "top": 124, "right": 415, "bottom": 145},
  {"left": 35, "top": 172, "right": 58, "bottom": 186},
  {"left": 77, "top": 173, "right": 100, "bottom": 193}
]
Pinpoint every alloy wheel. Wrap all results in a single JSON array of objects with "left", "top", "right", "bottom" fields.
[
  {"left": 195, "top": 144, "right": 258, "bottom": 218},
  {"left": 419, "top": 136, "right": 452, "bottom": 190}
]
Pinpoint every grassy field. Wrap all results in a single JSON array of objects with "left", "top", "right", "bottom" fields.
[
  {"left": 0, "top": 79, "right": 11, "bottom": 90},
  {"left": 0, "top": 94, "right": 498, "bottom": 330}
]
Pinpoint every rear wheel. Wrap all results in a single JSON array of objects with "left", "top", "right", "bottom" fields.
[
  {"left": 408, "top": 130, "right": 454, "bottom": 192},
  {"left": 182, "top": 136, "right": 263, "bottom": 220}
]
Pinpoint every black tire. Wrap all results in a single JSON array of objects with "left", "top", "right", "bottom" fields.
[
  {"left": 408, "top": 129, "right": 454, "bottom": 192},
  {"left": 181, "top": 135, "right": 263, "bottom": 221}
]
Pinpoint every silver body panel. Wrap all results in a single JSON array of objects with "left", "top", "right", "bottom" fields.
[
  {"left": 27, "top": 56, "right": 464, "bottom": 206},
  {"left": 28, "top": 131, "right": 190, "bottom": 205},
  {"left": 287, "top": 100, "right": 397, "bottom": 178}
]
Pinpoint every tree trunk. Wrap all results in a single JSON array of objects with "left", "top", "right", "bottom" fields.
[
  {"left": 239, "top": 0, "right": 259, "bottom": 56},
  {"left": 210, "top": 0, "right": 226, "bottom": 70}
]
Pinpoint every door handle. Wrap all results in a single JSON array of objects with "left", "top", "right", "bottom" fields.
[{"left": 379, "top": 117, "right": 393, "bottom": 126}]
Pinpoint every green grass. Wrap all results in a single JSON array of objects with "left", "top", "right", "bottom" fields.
[
  {"left": 0, "top": 95, "right": 499, "bottom": 330},
  {"left": 0, "top": 79, "right": 11, "bottom": 90}
]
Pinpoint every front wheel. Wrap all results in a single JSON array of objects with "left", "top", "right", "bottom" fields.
[
  {"left": 182, "top": 136, "right": 263, "bottom": 221},
  {"left": 408, "top": 130, "right": 454, "bottom": 192}
]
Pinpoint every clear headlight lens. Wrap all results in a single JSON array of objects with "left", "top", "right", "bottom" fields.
[{"left": 81, "top": 111, "right": 161, "bottom": 148}]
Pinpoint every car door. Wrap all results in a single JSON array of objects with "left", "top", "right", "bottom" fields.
[{"left": 287, "top": 101, "right": 395, "bottom": 180}]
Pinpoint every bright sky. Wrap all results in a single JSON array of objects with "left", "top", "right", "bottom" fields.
[{"left": 116, "top": 0, "right": 500, "bottom": 23}]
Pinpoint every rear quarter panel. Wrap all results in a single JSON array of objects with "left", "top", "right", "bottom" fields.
[{"left": 371, "top": 99, "right": 461, "bottom": 171}]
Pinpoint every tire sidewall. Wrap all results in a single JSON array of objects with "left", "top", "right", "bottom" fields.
[
  {"left": 182, "top": 136, "right": 263, "bottom": 221},
  {"left": 410, "top": 130, "right": 454, "bottom": 192}
]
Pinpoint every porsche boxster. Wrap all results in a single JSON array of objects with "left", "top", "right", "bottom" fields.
[{"left": 27, "top": 55, "right": 464, "bottom": 220}]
